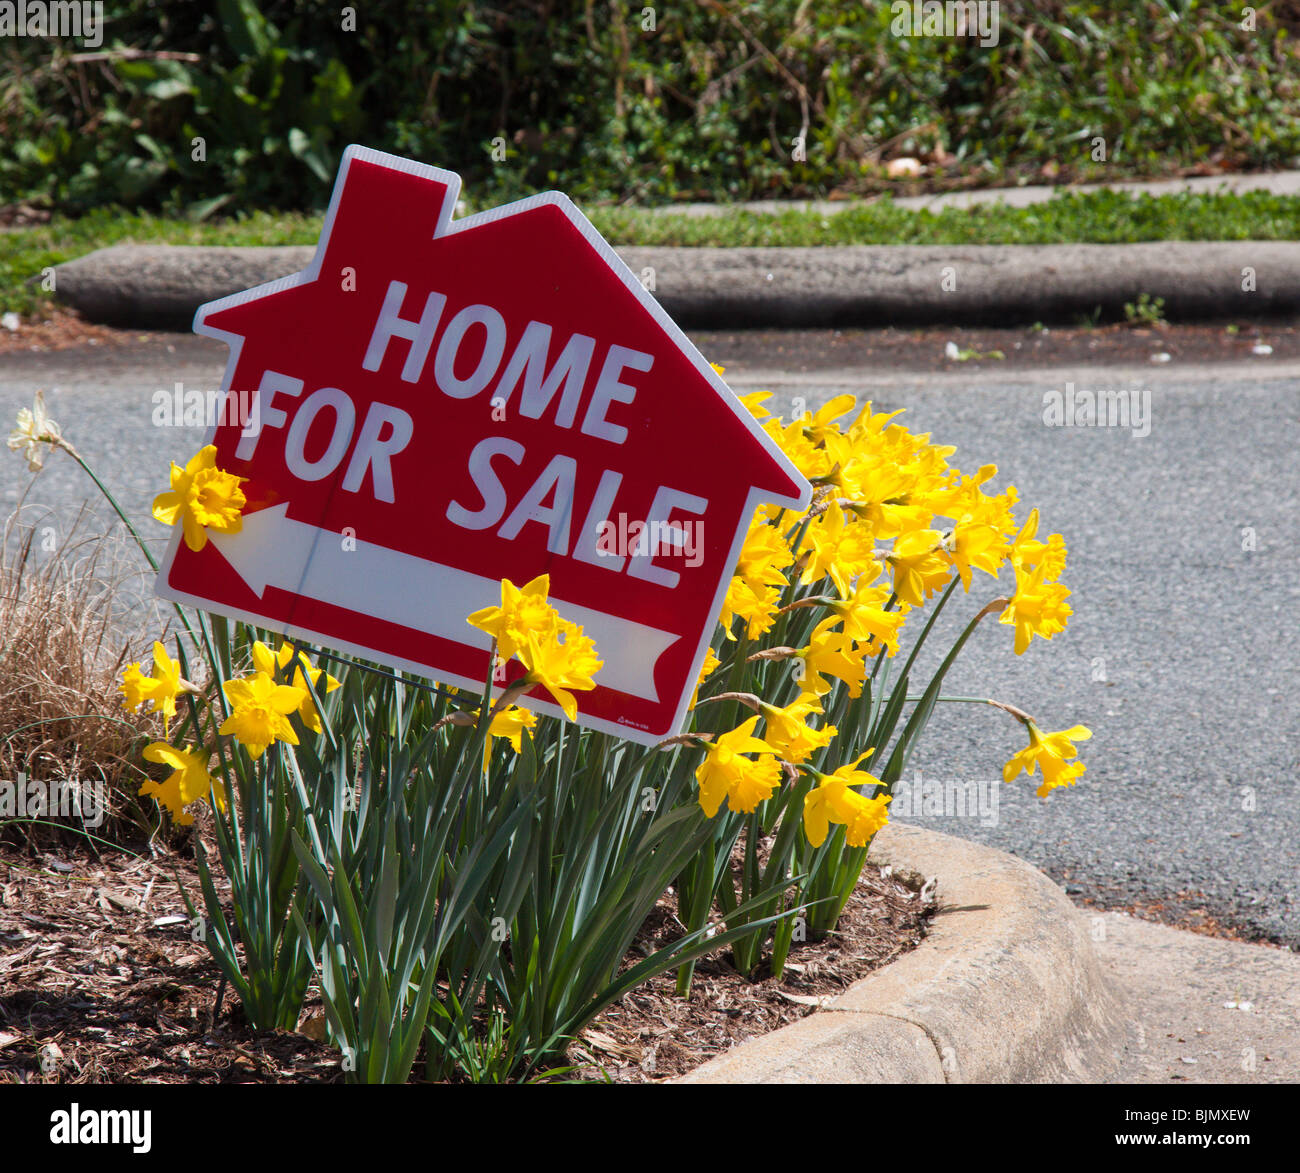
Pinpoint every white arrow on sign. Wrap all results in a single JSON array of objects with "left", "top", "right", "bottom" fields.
[{"left": 207, "top": 503, "right": 679, "bottom": 702}]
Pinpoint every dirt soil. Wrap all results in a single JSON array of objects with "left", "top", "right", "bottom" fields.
[
  {"left": 0, "top": 840, "right": 928, "bottom": 1084},
  {"left": 696, "top": 318, "right": 1300, "bottom": 375},
  {"left": 3, "top": 309, "right": 1299, "bottom": 375}
]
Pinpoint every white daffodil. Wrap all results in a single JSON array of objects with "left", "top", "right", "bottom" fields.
[{"left": 7, "top": 390, "right": 62, "bottom": 472}]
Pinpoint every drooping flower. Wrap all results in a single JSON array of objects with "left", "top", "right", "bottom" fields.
[
  {"left": 220, "top": 672, "right": 307, "bottom": 758},
  {"left": 7, "top": 390, "right": 62, "bottom": 472},
  {"left": 152, "top": 445, "right": 247, "bottom": 553},
  {"left": 999, "top": 563, "right": 1073, "bottom": 655},
  {"left": 140, "top": 742, "right": 225, "bottom": 825},
  {"left": 802, "top": 751, "right": 889, "bottom": 847},
  {"left": 759, "top": 698, "right": 836, "bottom": 765},
  {"left": 695, "top": 716, "right": 782, "bottom": 817},
  {"left": 1003, "top": 723, "right": 1091, "bottom": 797}
]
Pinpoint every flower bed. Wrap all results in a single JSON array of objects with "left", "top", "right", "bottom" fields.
[{"left": 6, "top": 381, "right": 1088, "bottom": 1083}]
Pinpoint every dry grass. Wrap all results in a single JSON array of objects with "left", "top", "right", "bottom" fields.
[{"left": 0, "top": 505, "right": 167, "bottom": 848}]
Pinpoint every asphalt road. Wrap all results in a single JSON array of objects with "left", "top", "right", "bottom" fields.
[{"left": 2, "top": 335, "right": 1297, "bottom": 946}]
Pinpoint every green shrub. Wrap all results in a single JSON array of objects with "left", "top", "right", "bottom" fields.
[{"left": 2, "top": 2, "right": 1298, "bottom": 212}]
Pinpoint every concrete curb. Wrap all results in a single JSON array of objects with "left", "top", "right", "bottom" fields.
[
  {"left": 50, "top": 241, "right": 1300, "bottom": 330},
  {"left": 677, "top": 822, "right": 1129, "bottom": 1084}
]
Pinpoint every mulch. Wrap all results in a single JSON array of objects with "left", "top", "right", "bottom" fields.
[{"left": 0, "top": 839, "right": 928, "bottom": 1084}]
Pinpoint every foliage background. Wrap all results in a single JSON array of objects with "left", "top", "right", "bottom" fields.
[{"left": 2, "top": 0, "right": 1299, "bottom": 214}]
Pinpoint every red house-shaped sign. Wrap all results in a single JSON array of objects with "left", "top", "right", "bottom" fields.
[{"left": 156, "top": 146, "right": 811, "bottom": 744}]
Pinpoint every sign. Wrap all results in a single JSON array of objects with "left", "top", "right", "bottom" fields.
[{"left": 156, "top": 145, "right": 812, "bottom": 744}]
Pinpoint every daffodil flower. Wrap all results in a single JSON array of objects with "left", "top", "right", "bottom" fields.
[
  {"left": 140, "top": 742, "right": 225, "bottom": 825},
  {"left": 759, "top": 698, "right": 836, "bottom": 765},
  {"left": 119, "top": 641, "right": 193, "bottom": 728},
  {"left": 695, "top": 716, "right": 782, "bottom": 817},
  {"left": 252, "top": 641, "right": 341, "bottom": 733},
  {"left": 802, "top": 752, "right": 889, "bottom": 847},
  {"left": 486, "top": 705, "right": 537, "bottom": 768},
  {"left": 152, "top": 445, "right": 247, "bottom": 553},
  {"left": 999, "top": 562, "right": 1073, "bottom": 654},
  {"left": 516, "top": 619, "right": 602, "bottom": 721},
  {"left": 1003, "top": 723, "right": 1091, "bottom": 797},
  {"left": 467, "top": 575, "right": 557, "bottom": 662},
  {"left": 219, "top": 671, "right": 307, "bottom": 758},
  {"left": 7, "top": 390, "right": 63, "bottom": 472}
]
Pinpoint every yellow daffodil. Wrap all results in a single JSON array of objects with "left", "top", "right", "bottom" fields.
[
  {"left": 802, "top": 751, "right": 889, "bottom": 847},
  {"left": 829, "top": 582, "right": 905, "bottom": 656},
  {"left": 152, "top": 445, "right": 247, "bottom": 553},
  {"left": 764, "top": 414, "right": 835, "bottom": 480},
  {"left": 1003, "top": 723, "right": 1091, "bottom": 798},
  {"left": 220, "top": 671, "right": 307, "bottom": 758},
  {"left": 943, "top": 521, "right": 1005, "bottom": 591},
  {"left": 467, "top": 574, "right": 557, "bottom": 662},
  {"left": 7, "top": 390, "right": 62, "bottom": 472},
  {"left": 834, "top": 787, "right": 893, "bottom": 847},
  {"left": 760, "top": 698, "right": 836, "bottom": 765},
  {"left": 803, "top": 775, "right": 849, "bottom": 848},
  {"left": 718, "top": 576, "right": 781, "bottom": 641},
  {"left": 733, "top": 512, "right": 794, "bottom": 596},
  {"left": 140, "top": 742, "right": 224, "bottom": 825},
  {"left": 799, "top": 393, "right": 857, "bottom": 445},
  {"left": 119, "top": 662, "right": 155, "bottom": 712},
  {"left": 689, "top": 645, "right": 721, "bottom": 710},
  {"left": 737, "top": 389, "right": 772, "bottom": 421},
  {"left": 486, "top": 705, "right": 537, "bottom": 767},
  {"left": 516, "top": 618, "right": 601, "bottom": 721},
  {"left": 800, "top": 501, "right": 881, "bottom": 595},
  {"left": 886, "top": 529, "right": 951, "bottom": 606},
  {"left": 119, "top": 641, "right": 190, "bottom": 727},
  {"left": 251, "top": 641, "right": 341, "bottom": 733},
  {"left": 695, "top": 716, "right": 782, "bottom": 817},
  {"left": 798, "top": 617, "right": 870, "bottom": 699},
  {"left": 999, "top": 562, "right": 1073, "bottom": 654}
]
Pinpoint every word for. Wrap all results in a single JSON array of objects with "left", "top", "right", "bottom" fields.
[
  {"left": 1042, "top": 382, "right": 1151, "bottom": 439},
  {"left": 890, "top": 0, "right": 1000, "bottom": 47}
]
